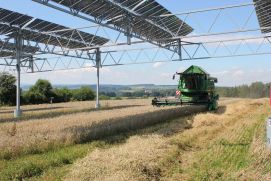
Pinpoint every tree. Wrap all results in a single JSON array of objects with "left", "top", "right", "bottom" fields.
[
  {"left": 53, "top": 87, "right": 72, "bottom": 103},
  {"left": 250, "top": 82, "right": 265, "bottom": 98},
  {"left": 122, "top": 92, "right": 133, "bottom": 97},
  {"left": 24, "top": 79, "right": 54, "bottom": 104},
  {"left": 0, "top": 72, "right": 16, "bottom": 105},
  {"left": 72, "top": 86, "right": 95, "bottom": 101},
  {"left": 106, "top": 92, "right": 116, "bottom": 97}
]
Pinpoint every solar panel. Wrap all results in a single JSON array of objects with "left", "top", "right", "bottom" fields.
[
  {"left": 0, "top": 50, "right": 35, "bottom": 58},
  {"left": 253, "top": 0, "right": 271, "bottom": 33},
  {"left": 0, "top": 40, "right": 40, "bottom": 54},
  {"left": 49, "top": 0, "right": 193, "bottom": 42},
  {"left": 0, "top": 8, "right": 109, "bottom": 49},
  {"left": 0, "top": 50, "right": 14, "bottom": 58}
]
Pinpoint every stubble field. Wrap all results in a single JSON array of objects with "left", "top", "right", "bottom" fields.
[{"left": 0, "top": 98, "right": 270, "bottom": 180}]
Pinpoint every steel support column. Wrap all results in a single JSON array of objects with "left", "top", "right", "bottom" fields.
[
  {"left": 126, "top": 14, "right": 132, "bottom": 45},
  {"left": 29, "top": 56, "right": 34, "bottom": 73},
  {"left": 178, "top": 39, "right": 182, "bottom": 61},
  {"left": 95, "top": 48, "right": 101, "bottom": 109},
  {"left": 14, "top": 33, "right": 23, "bottom": 118}
]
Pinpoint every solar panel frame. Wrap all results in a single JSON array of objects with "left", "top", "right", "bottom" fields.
[
  {"left": 0, "top": 40, "right": 40, "bottom": 53},
  {"left": 253, "top": 0, "right": 271, "bottom": 34},
  {"left": 0, "top": 50, "right": 15, "bottom": 58},
  {"left": 49, "top": 0, "right": 193, "bottom": 42},
  {"left": 0, "top": 8, "right": 109, "bottom": 49},
  {"left": 0, "top": 9, "right": 32, "bottom": 27}
]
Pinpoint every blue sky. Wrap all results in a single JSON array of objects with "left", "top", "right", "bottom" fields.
[{"left": 1, "top": 0, "right": 271, "bottom": 86}]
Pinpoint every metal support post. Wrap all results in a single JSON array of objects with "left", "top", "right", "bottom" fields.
[
  {"left": 95, "top": 48, "right": 101, "bottom": 109},
  {"left": 127, "top": 26, "right": 131, "bottom": 45},
  {"left": 14, "top": 33, "right": 23, "bottom": 118},
  {"left": 267, "top": 117, "right": 271, "bottom": 149},
  {"left": 126, "top": 14, "right": 132, "bottom": 45},
  {"left": 29, "top": 56, "right": 34, "bottom": 73},
  {"left": 178, "top": 39, "right": 182, "bottom": 61}
]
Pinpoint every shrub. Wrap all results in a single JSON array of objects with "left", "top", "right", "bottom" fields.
[
  {"left": 113, "top": 96, "right": 122, "bottom": 100},
  {"left": 106, "top": 92, "right": 116, "bottom": 97},
  {"left": 0, "top": 72, "right": 16, "bottom": 105},
  {"left": 23, "top": 79, "right": 54, "bottom": 104},
  {"left": 23, "top": 91, "right": 48, "bottom": 104},
  {"left": 100, "top": 95, "right": 110, "bottom": 100},
  {"left": 72, "top": 86, "right": 95, "bottom": 101},
  {"left": 53, "top": 88, "right": 72, "bottom": 103}
]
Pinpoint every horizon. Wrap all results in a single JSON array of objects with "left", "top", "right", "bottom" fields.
[
  {"left": 21, "top": 81, "right": 270, "bottom": 88},
  {"left": 1, "top": 0, "right": 271, "bottom": 87}
]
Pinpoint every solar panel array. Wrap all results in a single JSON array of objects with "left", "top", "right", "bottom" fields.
[
  {"left": 0, "top": 40, "right": 40, "bottom": 58},
  {"left": 254, "top": 0, "right": 271, "bottom": 34},
  {"left": 0, "top": 40, "right": 39, "bottom": 53},
  {"left": 0, "top": 8, "right": 109, "bottom": 49},
  {"left": 50, "top": 0, "right": 193, "bottom": 42},
  {"left": 0, "top": 50, "right": 14, "bottom": 58}
]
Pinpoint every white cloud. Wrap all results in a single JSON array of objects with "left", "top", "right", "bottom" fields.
[
  {"left": 213, "top": 69, "right": 244, "bottom": 77},
  {"left": 152, "top": 62, "right": 165, "bottom": 68},
  {"left": 232, "top": 70, "right": 244, "bottom": 77},
  {"left": 21, "top": 67, "right": 111, "bottom": 85},
  {"left": 182, "top": 34, "right": 265, "bottom": 46},
  {"left": 212, "top": 68, "right": 271, "bottom": 86},
  {"left": 212, "top": 70, "right": 229, "bottom": 76}
]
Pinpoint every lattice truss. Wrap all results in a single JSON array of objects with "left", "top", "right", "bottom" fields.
[{"left": 1, "top": 0, "right": 271, "bottom": 73}]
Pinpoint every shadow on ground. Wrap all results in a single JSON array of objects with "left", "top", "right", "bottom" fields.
[
  {"left": 0, "top": 107, "right": 66, "bottom": 114},
  {"left": 0, "top": 105, "right": 144, "bottom": 123},
  {"left": 211, "top": 106, "right": 227, "bottom": 115},
  {"left": 65, "top": 104, "right": 228, "bottom": 147},
  {"left": 65, "top": 105, "right": 208, "bottom": 145}
]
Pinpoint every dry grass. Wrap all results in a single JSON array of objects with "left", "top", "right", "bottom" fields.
[
  {"left": 0, "top": 99, "right": 206, "bottom": 158},
  {"left": 2, "top": 97, "right": 267, "bottom": 181},
  {"left": 64, "top": 98, "right": 270, "bottom": 181},
  {"left": 66, "top": 135, "right": 170, "bottom": 181},
  {"left": 166, "top": 99, "right": 270, "bottom": 180},
  {"left": 0, "top": 99, "right": 149, "bottom": 121}
]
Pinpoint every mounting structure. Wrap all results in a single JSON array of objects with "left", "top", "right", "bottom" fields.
[{"left": 0, "top": 7, "right": 109, "bottom": 117}]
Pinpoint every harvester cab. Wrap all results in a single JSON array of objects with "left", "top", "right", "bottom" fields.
[{"left": 152, "top": 65, "right": 219, "bottom": 111}]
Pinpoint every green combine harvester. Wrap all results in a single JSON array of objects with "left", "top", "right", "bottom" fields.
[{"left": 152, "top": 65, "right": 219, "bottom": 111}]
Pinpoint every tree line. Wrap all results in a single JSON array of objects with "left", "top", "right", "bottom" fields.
[
  {"left": 0, "top": 72, "right": 270, "bottom": 106},
  {"left": 0, "top": 73, "right": 95, "bottom": 105},
  {"left": 216, "top": 82, "right": 270, "bottom": 98}
]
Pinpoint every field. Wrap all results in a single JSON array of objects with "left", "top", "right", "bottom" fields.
[{"left": 0, "top": 98, "right": 270, "bottom": 180}]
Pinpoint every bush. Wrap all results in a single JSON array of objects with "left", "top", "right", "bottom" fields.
[
  {"left": 121, "top": 92, "right": 133, "bottom": 97},
  {"left": 0, "top": 72, "right": 16, "bottom": 105},
  {"left": 72, "top": 86, "right": 95, "bottom": 101},
  {"left": 99, "top": 95, "right": 110, "bottom": 100},
  {"left": 113, "top": 96, "right": 122, "bottom": 100},
  {"left": 105, "top": 92, "right": 116, "bottom": 97},
  {"left": 53, "top": 88, "right": 72, "bottom": 103},
  {"left": 23, "top": 79, "right": 54, "bottom": 104},
  {"left": 23, "top": 91, "right": 47, "bottom": 104}
]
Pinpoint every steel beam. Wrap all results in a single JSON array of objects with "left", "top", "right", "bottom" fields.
[
  {"left": 14, "top": 33, "right": 22, "bottom": 118},
  {"left": 95, "top": 48, "right": 101, "bottom": 109},
  {"left": 178, "top": 39, "right": 182, "bottom": 61}
]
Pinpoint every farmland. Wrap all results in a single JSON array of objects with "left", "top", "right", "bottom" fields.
[{"left": 0, "top": 98, "right": 270, "bottom": 180}]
